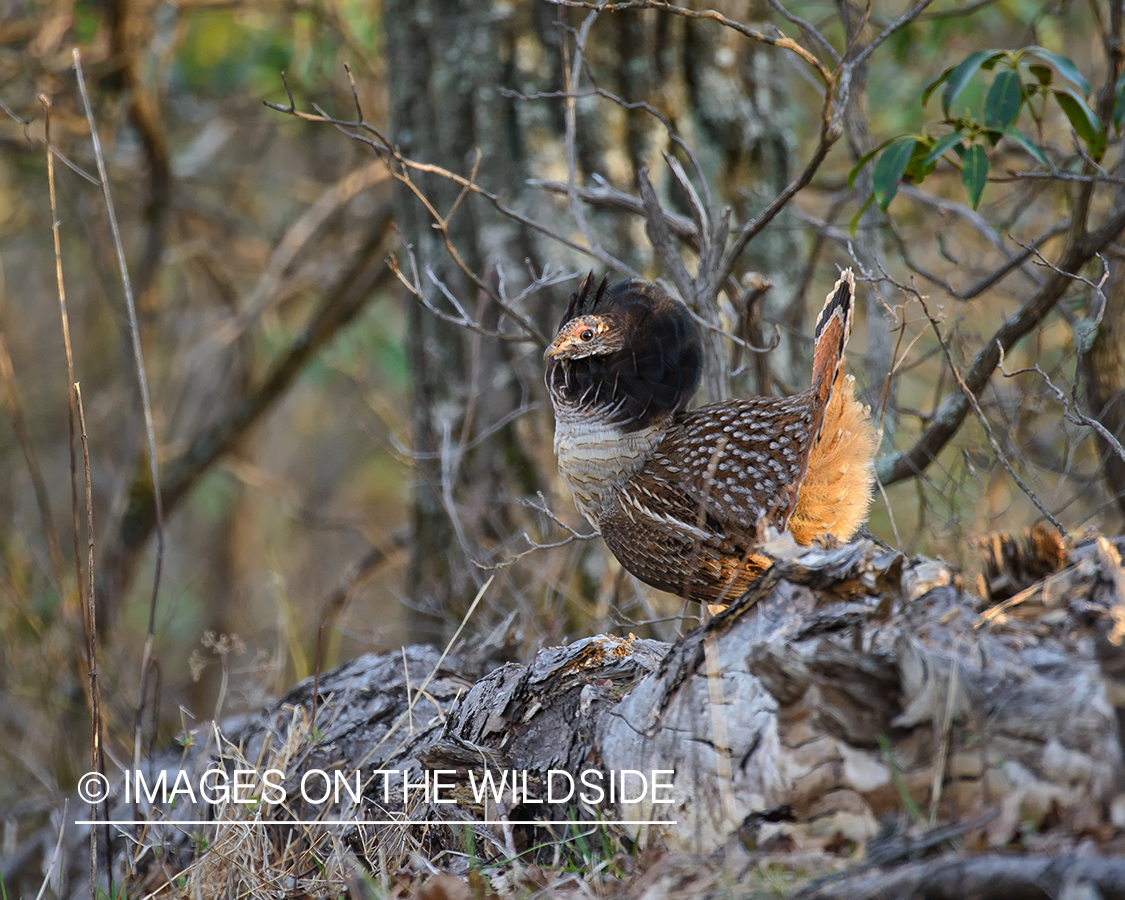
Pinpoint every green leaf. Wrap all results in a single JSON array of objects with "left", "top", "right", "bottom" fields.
[
  {"left": 942, "top": 50, "right": 1004, "bottom": 115},
  {"left": 1003, "top": 127, "right": 1048, "bottom": 166},
  {"left": 1052, "top": 86, "right": 1106, "bottom": 160},
  {"left": 903, "top": 139, "right": 938, "bottom": 182},
  {"left": 1024, "top": 47, "right": 1090, "bottom": 96},
  {"left": 961, "top": 144, "right": 989, "bottom": 209},
  {"left": 1027, "top": 64, "right": 1053, "bottom": 86},
  {"left": 849, "top": 193, "right": 875, "bottom": 235},
  {"left": 922, "top": 131, "right": 964, "bottom": 167},
  {"left": 923, "top": 66, "right": 955, "bottom": 107},
  {"left": 847, "top": 136, "right": 907, "bottom": 190},
  {"left": 985, "top": 69, "right": 1023, "bottom": 129},
  {"left": 872, "top": 138, "right": 917, "bottom": 211},
  {"left": 848, "top": 148, "right": 881, "bottom": 191}
]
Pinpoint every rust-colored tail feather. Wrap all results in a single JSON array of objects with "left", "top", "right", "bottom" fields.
[
  {"left": 808, "top": 269, "right": 855, "bottom": 448},
  {"left": 811, "top": 269, "right": 855, "bottom": 404}
]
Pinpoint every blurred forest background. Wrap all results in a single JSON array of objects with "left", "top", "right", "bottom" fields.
[{"left": 1, "top": 0, "right": 1124, "bottom": 885}]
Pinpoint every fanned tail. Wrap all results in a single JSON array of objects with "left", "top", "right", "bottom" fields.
[{"left": 809, "top": 268, "right": 856, "bottom": 435}]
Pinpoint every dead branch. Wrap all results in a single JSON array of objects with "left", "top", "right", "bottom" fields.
[
  {"left": 878, "top": 201, "right": 1125, "bottom": 486},
  {"left": 529, "top": 178, "right": 698, "bottom": 243},
  {"left": 795, "top": 854, "right": 1125, "bottom": 900},
  {"left": 549, "top": 0, "right": 833, "bottom": 81},
  {"left": 889, "top": 217, "right": 1068, "bottom": 302},
  {"left": 474, "top": 492, "right": 600, "bottom": 572},
  {"left": 41, "top": 94, "right": 85, "bottom": 620},
  {"left": 914, "top": 288, "right": 1067, "bottom": 535},
  {"left": 98, "top": 210, "right": 396, "bottom": 616},
  {"left": 999, "top": 347, "right": 1125, "bottom": 468},
  {"left": 386, "top": 239, "right": 569, "bottom": 343},
  {"left": 75, "top": 49, "right": 168, "bottom": 797}
]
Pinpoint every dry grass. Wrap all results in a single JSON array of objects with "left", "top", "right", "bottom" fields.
[{"left": 1, "top": 1, "right": 1123, "bottom": 897}]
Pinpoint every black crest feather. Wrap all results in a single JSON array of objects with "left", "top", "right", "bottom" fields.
[
  {"left": 548, "top": 277, "right": 702, "bottom": 431},
  {"left": 559, "top": 271, "right": 610, "bottom": 329}
]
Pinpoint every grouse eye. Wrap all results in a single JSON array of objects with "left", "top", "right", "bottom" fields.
[{"left": 579, "top": 329, "right": 595, "bottom": 341}]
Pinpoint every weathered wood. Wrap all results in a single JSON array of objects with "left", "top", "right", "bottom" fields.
[
  {"left": 795, "top": 853, "right": 1125, "bottom": 900},
  {"left": 59, "top": 536, "right": 1125, "bottom": 896}
]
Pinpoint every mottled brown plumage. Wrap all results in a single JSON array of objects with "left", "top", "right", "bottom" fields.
[{"left": 545, "top": 270, "right": 877, "bottom": 604}]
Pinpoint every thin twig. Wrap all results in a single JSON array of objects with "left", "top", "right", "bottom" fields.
[
  {"left": 915, "top": 292, "right": 1067, "bottom": 535},
  {"left": 532, "top": 176, "right": 777, "bottom": 355},
  {"left": 33, "top": 799, "right": 68, "bottom": 900},
  {"left": 538, "top": 69, "right": 718, "bottom": 222},
  {"left": 851, "top": 0, "right": 939, "bottom": 69},
  {"left": 74, "top": 48, "right": 166, "bottom": 781},
  {"left": 41, "top": 94, "right": 85, "bottom": 618},
  {"left": 997, "top": 346, "right": 1125, "bottom": 468},
  {"left": 474, "top": 492, "right": 599, "bottom": 571},
  {"left": 74, "top": 383, "right": 102, "bottom": 899},
  {"left": 385, "top": 233, "right": 561, "bottom": 343},
  {"left": 530, "top": 178, "right": 698, "bottom": 242},
  {"left": 874, "top": 476, "right": 904, "bottom": 550},
  {"left": 878, "top": 200, "right": 1125, "bottom": 485},
  {"left": 768, "top": 0, "right": 839, "bottom": 63},
  {"left": 548, "top": 0, "right": 832, "bottom": 81},
  {"left": 563, "top": 7, "right": 615, "bottom": 268},
  {"left": 717, "top": 93, "right": 841, "bottom": 290},
  {"left": 267, "top": 78, "right": 638, "bottom": 309},
  {"left": 918, "top": 0, "right": 998, "bottom": 19}
]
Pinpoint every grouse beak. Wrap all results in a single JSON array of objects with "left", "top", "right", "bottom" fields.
[{"left": 543, "top": 337, "right": 567, "bottom": 360}]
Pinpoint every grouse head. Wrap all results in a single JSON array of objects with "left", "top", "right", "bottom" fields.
[{"left": 544, "top": 273, "right": 702, "bottom": 432}]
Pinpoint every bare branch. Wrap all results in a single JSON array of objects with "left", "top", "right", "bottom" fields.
[
  {"left": 998, "top": 347, "right": 1125, "bottom": 469},
  {"left": 548, "top": 0, "right": 833, "bottom": 82},
  {"left": 266, "top": 86, "right": 622, "bottom": 338},
  {"left": 768, "top": 0, "right": 839, "bottom": 64},
  {"left": 386, "top": 236, "right": 571, "bottom": 343},
  {"left": 561, "top": 6, "right": 633, "bottom": 275},
  {"left": 851, "top": 0, "right": 939, "bottom": 69},
  {"left": 914, "top": 290, "right": 1067, "bottom": 536},
  {"left": 638, "top": 167, "right": 695, "bottom": 302},
  {"left": 530, "top": 178, "right": 698, "bottom": 242},
  {"left": 530, "top": 179, "right": 777, "bottom": 359},
  {"left": 73, "top": 382, "right": 103, "bottom": 897},
  {"left": 878, "top": 201, "right": 1125, "bottom": 486},
  {"left": 917, "top": 0, "right": 999, "bottom": 20},
  {"left": 74, "top": 49, "right": 167, "bottom": 789},
  {"left": 886, "top": 212, "right": 1069, "bottom": 301},
  {"left": 474, "top": 493, "right": 599, "bottom": 572}
]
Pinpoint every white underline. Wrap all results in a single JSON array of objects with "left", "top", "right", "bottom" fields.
[{"left": 76, "top": 819, "right": 676, "bottom": 827}]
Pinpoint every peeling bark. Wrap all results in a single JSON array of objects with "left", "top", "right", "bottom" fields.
[{"left": 59, "top": 536, "right": 1125, "bottom": 896}]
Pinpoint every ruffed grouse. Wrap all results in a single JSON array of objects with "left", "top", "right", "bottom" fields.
[{"left": 544, "top": 270, "right": 877, "bottom": 604}]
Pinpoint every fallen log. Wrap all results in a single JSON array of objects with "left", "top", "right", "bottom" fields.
[{"left": 51, "top": 534, "right": 1125, "bottom": 898}]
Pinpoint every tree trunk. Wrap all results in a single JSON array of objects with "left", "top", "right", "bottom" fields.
[
  {"left": 1084, "top": 256, "right": 1125, "bottom": 521},
  {"left": 385, "top": 0, "right": 542, "bottom": 639}
]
